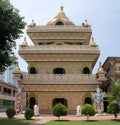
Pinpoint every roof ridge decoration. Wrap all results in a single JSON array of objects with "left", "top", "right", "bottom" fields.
[
  {"left": 54, "top": 6, "right": 69, "bottom": 19},
  {"left": 98, "top": 62, "right": 106, "bottom": 73},
  {"left": 47, "top": 6, "right": 75, "bottom": 26}
]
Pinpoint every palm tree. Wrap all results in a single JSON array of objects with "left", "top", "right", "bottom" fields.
[{"left": 108, "top": 80, "right": 120, "bottom": 106}]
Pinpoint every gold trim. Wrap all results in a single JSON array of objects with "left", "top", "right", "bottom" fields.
[
  {"left": 82, "top": 92, "right": 92, "bottom": 105},
  {"left": 28, "top": 63, "right": 38, "bottom": 73},
  {"left": 28, "top": 92, "right": 38, "bottom": 107}
]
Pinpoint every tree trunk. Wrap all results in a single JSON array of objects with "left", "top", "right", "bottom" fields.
[
  {"left": 58, "top": 116, "right": 60, "bottom": 120},
  {"left": 87, "top": 115, "right": 89, "bottom": 120}
]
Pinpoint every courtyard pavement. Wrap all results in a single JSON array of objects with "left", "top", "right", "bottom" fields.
[{"left": 0, "top": 112, "right": 120, "bottom": 125}]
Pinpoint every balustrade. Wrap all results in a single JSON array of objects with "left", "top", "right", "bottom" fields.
[
  {"left": 22, "top": 74, "right": 97, "bottom": 84},
  {"left": 19, "top": 45, "right": 99, "bottom": 51}
]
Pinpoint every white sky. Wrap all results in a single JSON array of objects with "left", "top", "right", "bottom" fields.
[{"left": 10, "top": 0, "right": 120, "bottom": 73}]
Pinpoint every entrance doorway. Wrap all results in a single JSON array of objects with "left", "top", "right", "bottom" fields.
[
  {"left": 103, "top": 97, "right": 109, "bottom": 112},
  {"left": 53, "top": 98, "right": 67, "bottom": 107},
  {"left": 30, "top": 97, "right": 36, "bottom": 110},
  {"left": 85, "top": 97, "right": 92, "bottom": 104}
]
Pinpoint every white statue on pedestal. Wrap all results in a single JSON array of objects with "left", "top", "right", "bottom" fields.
[
  {"left": 34, "top": 104, "right": 40, "bottom": 116},
  {"left": 76, "top": 105, "right": 81, "bottom": 116}
]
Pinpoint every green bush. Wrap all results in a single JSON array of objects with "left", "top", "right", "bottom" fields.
[
  {"left": 24, "top": 108, "right": 34, "bottom": 120},
  {"left": 81, "top": 104, "right": 95, "bottom": 120},
  {"left": 6, "top": 107, "right": 16, "bottom": 118},
  {"left": 107, "top": 103, "right": 120, "bottom": 120},
  {"left": 53, "top": 103, "right": 68, "bottom": 120}
]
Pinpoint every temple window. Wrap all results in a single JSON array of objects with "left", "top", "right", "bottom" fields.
[
  {"left": 83, "top": 67, "right": 90, "bottom": 74},
  {"left": 53, "top": 68, "right": 65, "bottom": 74},
  {"left": 38, "top": 42, "right": 43, "bottom": 45},
  {"left": 30, "top": 67, "right": 37, "bottom": 74},
  {"left": 78, "top": 42, "right": 82, "bottom": 45},
  {"left": 55, "top": 21, "right": 64, "bottom": 25},
  {"left": 74, "top": 42, "right": 83, "bottom": 45}
]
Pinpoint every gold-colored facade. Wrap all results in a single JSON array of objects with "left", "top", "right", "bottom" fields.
[{"left": 14, "top": 7, "right": 108, "bottom": 114}]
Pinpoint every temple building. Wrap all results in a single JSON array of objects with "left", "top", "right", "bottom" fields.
[{"left": 14, "top": 6, "right": 120, "bottom": 114}]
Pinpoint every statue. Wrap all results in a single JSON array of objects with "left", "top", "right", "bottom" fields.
[
  {"left": 93, "top": 85, "right": 104, "bottom": 114},
  {"left": 34, "top": 104, "right": 40, "bottom": 116},
  {"left": 76, "top": 105, "right": 81, "bottom": 116}
]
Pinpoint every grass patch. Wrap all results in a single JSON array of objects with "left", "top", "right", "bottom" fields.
[
  {"left": 0, "top": 118, "right": 36, "bottom": 125},
  {"left": 45, "top": 120, "right": 120, "bottom": 125}
]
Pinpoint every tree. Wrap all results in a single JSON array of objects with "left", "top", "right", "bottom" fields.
[
  {"left": 6, "top": 107, "right": 16, "bottom": 118},
  {"left": 107, "top": 103, "right": 120, "bottom": 120},
  {"left": 108, "top": 80, "right": 120, "bottom": 106},
  {"left": 0, "top": 0, "right": 26, "bottom": 73},
  {"left": 107, "top": 80, "right": 120, "bottom": 119},
  {"left": 81, "top": 104, "right": 95, "bottom": 120},
  {"left": 52, "top": 103, "right": 68, "bottom": 120},
  {"left": 24, "top": 108, "right": 34, "bottom": 120}
]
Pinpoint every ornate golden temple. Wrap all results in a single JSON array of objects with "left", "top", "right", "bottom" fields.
[{"left": 14, "top": 6, "right": 120, "bottom": 114}]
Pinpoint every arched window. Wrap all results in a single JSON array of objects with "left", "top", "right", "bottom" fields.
[
  {"left": 85, "top": 97, "right": 92, "bottom": 104},
  {"left": 83, "top": 67, "right": 90, "bottom": 74},
  {"left": 30, "top": 67, "right": 37, "bottom": 74},
  {"left": 55, "top": 21, "right": 64, "bottom": 25},
  {"left": 53, "top": 68, "right": 65, "bottom": 74}
]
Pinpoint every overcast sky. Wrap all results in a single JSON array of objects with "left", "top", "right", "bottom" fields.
[{"left": 10, "top": 0, "right": 120, "bottom": 73}]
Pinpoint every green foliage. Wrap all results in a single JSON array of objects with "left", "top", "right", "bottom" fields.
[
  {"left": 24, "top": 108, "right": 34, "bottom": 120},
  {"left": 108, "top": 80, "right": 120, "bottom": 106},
  {"left": 81, "top": 104, "right": 95, "bottom": 120},
  {"left": 107, "top": 103, "right": 120, "bottom": 120},
  {"left": 0, "top": 118, "right": 36, "bottom": 125},
  {"left": 0, "top": 0, "right": 26, "bottom": 72},
  {"left": 6, "top": 107, "right": 16, "bottom": 118},
  {"left": 53, "top": 103, "right": 68, "bottom": 120}
]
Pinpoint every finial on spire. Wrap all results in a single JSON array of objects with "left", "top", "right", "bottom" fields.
[
  {"left": 14, "top": 62, "right": 21, "bottom": 73},
  {"left": 98, "top": 61, "right": 105, "bottom": 73},
  {"left": 60, "top": 5, "right": 63, "bottom": 11},
  {"left": 83, "top": 19, "right": 89, "bottom": 27},
  {"left": 21, "top": 36, "right": 28, "bottom": 47},
  {"left": 99, "top": 61, "right": 102, "bottom": 67},
  {"left": 90, "top": 36, "right": 96, "bottom": 47},
  {"left": 24, "top": 36, "right": 26, "bottom": 41},
  {"left": 30, "top": 19, "right": 36, "bottom": 27},
  {"left": 92, "top": 37, "right": 94, "bottom": 41}
]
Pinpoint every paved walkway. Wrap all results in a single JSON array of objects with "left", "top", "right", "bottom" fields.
[{"left": 0, "top": 112, "right": 120, "bottom": 125}]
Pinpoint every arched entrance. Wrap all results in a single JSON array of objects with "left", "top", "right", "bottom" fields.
[
  {"left": 53, "top": 98, "right": 67, "bottom": 107},
  {"left": 103, "top": 97, "right": 108, "bottom": 112},
  {"left": 85, "top": 97, "right": 92, "bottom": 104},
  {"left": 30, "top": 97, "right": 36, "bottom": 109}
]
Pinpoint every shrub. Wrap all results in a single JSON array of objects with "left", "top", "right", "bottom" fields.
[
  {"left": 24, "top": 108, "right": 34, "bottom": 120},
  {"left": 107, "top": 103, "right": 120, "bottom": 120},
  {"left": 53, "top": 103, "right": 68, "bottom": 120},
  {"left": 81, "top": 104, "right": 95, "bottom": 120},
  {"left": 6, "top": 107, "right": 16, "bottom": 118}
]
